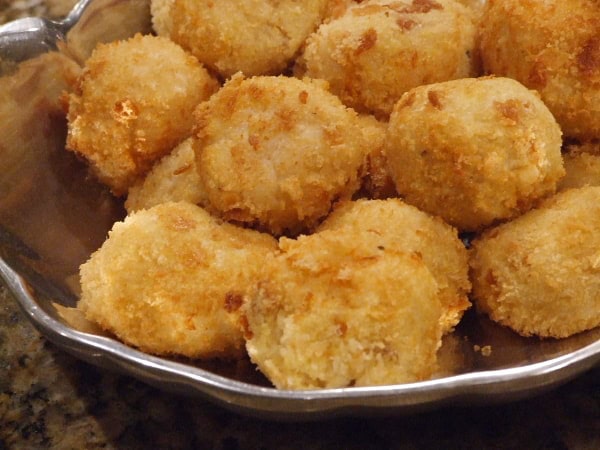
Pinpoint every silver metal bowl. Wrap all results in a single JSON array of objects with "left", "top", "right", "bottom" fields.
[{"left": 0, "top": 0, "right": 598, "bottom": 420}]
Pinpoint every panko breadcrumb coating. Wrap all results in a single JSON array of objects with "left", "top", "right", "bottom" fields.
[
  {"left": 165, "top": 0, "right": 329, "bottom": 77},
  {"left": 241, "top": 228, "right": 443, "bottom": 389},
  {"left": 470, "top": 186, "right": 600, "bottom": 338},
  {"left": 78, "top": 202, "right": 277, "bottom": 359},
  {"left": 558, "top": 142, "right": 600, "bottom": 192},
  {"left": 66, "top": 34, "right": 219, "bottom": 196},
  {"left": 356, "top": 114, "right": 397, "bottom": 198},
  {"left": 479, "top": 0, "right": 600, "bottom": 141},
  {"left": 125, "top": 138, "right": 206, "bottom": 213},
  {"left": 299, "top": 0, "right": 478, "bottom": 118},
  {"left": 318, "top": 199, "right": 471, "bottom": 333},
  {"left": 193, "top": 74, "right": 370, "bottom": 236},
  {"left": 150, "top": 0, "right": 174, "bottom": 36},
  {"left": 455, "top": 0, "right": 485, "bottom": 20},
  {"left": 386, "top": 77, "right": 564, "bottom": 231}
]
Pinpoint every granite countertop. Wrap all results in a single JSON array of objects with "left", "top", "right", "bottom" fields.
[{"left": 1, "top": 2, "right": 599, "bottom": 449}]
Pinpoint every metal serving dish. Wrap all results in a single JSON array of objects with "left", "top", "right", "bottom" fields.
[{"left": 0, "top": 0, "right": 598, "bottom": 420}]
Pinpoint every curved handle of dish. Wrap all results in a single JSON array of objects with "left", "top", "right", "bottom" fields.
[{"left": 61, "top": 0, "right": 97, "bottom": 32}]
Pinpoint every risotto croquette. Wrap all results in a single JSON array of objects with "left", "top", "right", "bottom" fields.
[
  {"left": 470, "top": 187, "right": 600, "bottom": 338},
  {"left": 386, "top": 77, "right": 564, "bottom": 231},
  {"left": 125, "top": 138, "right": 206, "bottom": 213},
  {"left": 78, "top": 202, "right": 277, "bottom": 359},
  {"left": 241, "top": 228, "right": 443, "bottom": 389},
  {"left": 299, "top": 0, "right": 478, "bottom": 118},
  {"left": 163, "top": 0, "right": 329, "bottom": 77},
  {"left": 66, "top": 34, "right": 219, "bottom": 195},
  {"left": 479, "top": 0, "right": 600, "bottom": 141},
  {"left": 318, "top": 199, "right": 471, "bottom": 333},
  {"left": 193, "top": 74, "right": 369, "bottom": 236}
]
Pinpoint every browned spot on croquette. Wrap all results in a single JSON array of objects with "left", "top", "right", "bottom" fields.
[
  {"left": 112, "top": 99, "right": 138, "bottom": 123},
  {"left": 248, "top": 134, "right": 260, "bottom": 150},
  {"left": 427, "top": 90, "right": 443, "bottom": 109},
  {"left": 397, "top": 18, "right": 418, "bottom": 31},
  {"left": 240, "top": 315, "right": 254, "bottom": 340},
  {"left": 298, "top": 90, "right": 309, "bottom": 104},
  {"left": 172, "top": 163, "right": 192, "bottom": 175},
  {"left": 355, "top": 28, "right": 378, "bottom": 55},
  {"left": 528, "top": 60, "right": 548, "bottom": 88},
  {"left": 577, "top": 36, "right": 600, "bottom": 76},
  {"left": 335, "top": 319, "right": 348, "bottom": 337},
  {"left": 494, "top": 99, "right": 522, "bottom": 124},
  {"left": 224, "top": 292, "right": 244, "bottom": 312}
]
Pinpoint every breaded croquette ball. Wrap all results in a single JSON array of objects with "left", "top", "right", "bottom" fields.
[
  {"left": 66, "top": 34, "right": 219, "bottom": 196},
  {"left": 479, "top": 0, "right": 600, "bottom": 141},
  {"left": 165, "top": 0, "right": 329, "bottom": 77},
  {"left": 241, "top": 228, "right": 443, "bottom": 389},
  {"left": 558, "top": 142, "right": 600, "bottom": 192},
  {"left": 299, "top": 0, "right": 478, "bottom": 118},
  {"left": 386, "top": 77, "right": 564, "bottom": 231},
  {"left": 193, "top": 74, "right": 369, "bottom": 236},
  {"left": 78, "top": 202, "right": 277, "bottom": 359},
  {"left": 470, "top": 186, "right": 600, "bottom": 338},
  {"left": 318, "top": 199, "right": 471, "bottom": 333},
  {"left": 125, "top": 138, "right": 206, "bottom": 213}
]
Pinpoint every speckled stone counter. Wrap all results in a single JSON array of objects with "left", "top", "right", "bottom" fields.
[{"left": 1, "top": 2, "right": 599, "bottom": 449}]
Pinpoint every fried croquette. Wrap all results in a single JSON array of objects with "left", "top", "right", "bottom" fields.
[
  {"left": 479, "top": 0, "right": 600, "bottom": 141},
  {"left": 386, "top": 77, "right": 564, "bottom": 231},
  {"left": 193, "top": 74, "right": 370, "bottom": 236},
  {"left": 558, "top": 142, "right": 600, "bottom": 192},
  {"left": 241, "top": 228, "right": 443, "bottom": 389},
  {"left": 318, "top": 199, "right": 471, "bottom": 333},
  {"left": 299, "top": 0, "right": 478, "bottom": 118},
  {"left": 356, "top": 114, "right": 397, "bottom": 199},
  {"left": 163, "top": 0, "right": 329, "bottom": 77},
  {"left": 78, "top": 202, "right": 277, "bottom": 359},
  {"left": 66, "top": 34, "right": 219, "bottom": 196},
  {"left": 125, "top": 138, "right": 206, "bottom": 213},
  {"left": 470, "top": 186, "right": 600, "bottom": 338}
]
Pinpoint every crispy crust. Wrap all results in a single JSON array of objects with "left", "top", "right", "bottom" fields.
[
  {"left": 470, "top": 186, "right": 600, "bottom": 338},
  {"left": 318, "top": 198, "right": 471, "bottom": 333},
  {"left": 479, "top": 0, "right": 600, "bottom": 141},
  {"left": 66, "top": 34, "right": 219, "bottom": 196},
  {"left": 242, "top": 227, "right": 443, "bottom": 389},
  {"left": 300, "top": 0, "right": 478, "bottom": 118},
  {"left": 386, "top": 77, "right": 564, "bottom": 231},
  {"left": 78, "top": 202, "right": 277, "bottom": 359},
  {"left": 193, "top": 74, "right": 370, "bottom": 235}
]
